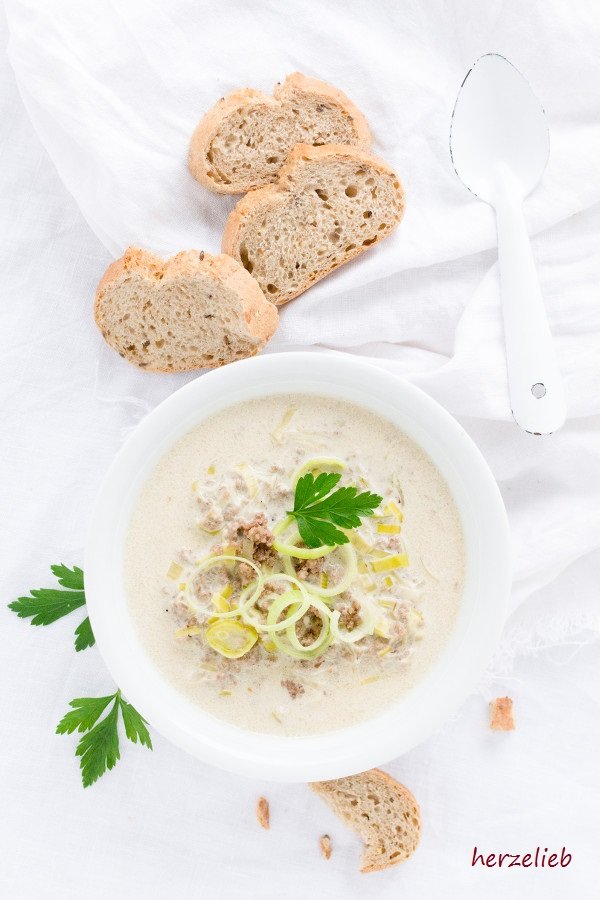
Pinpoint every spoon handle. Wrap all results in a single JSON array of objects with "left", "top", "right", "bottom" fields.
[{"left": 494, "top": 195, "right": 566, "bottom": 434}]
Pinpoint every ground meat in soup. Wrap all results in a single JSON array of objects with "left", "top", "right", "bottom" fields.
[
  {"left": 281, "top": 679, "right": 305, "bottom": 699},
  {"left": 338, "top": 599, "right": 362, "bottom": 631},
  {"left": 294, "top": 556, "right": 324, "bottom": 581},
  {"left": 229, "top": 514, "right": 277, "bottom": 565},
  {"left": 125, "top": 394, "right": 465, "bottom": 737}
]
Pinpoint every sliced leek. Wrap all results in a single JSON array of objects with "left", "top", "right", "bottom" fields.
[
  {"left": 360, "top": 675, "right": 382, "bottom": 685},
  {"left": 166, "top": 561, "right": 183, "bottom": 580},
  {"left": 272, "top": 516, "right": 293, "bottom": 537},
  {"left": 205, "top": 620, "right": 258, "bottom": 659},
  {"left": 239, "top": 574, "right": 311, "bottom": 633},
  {"left": 271, "top": 406, "right": 297, "bottom": 443},
  {"left": 186, "top": 555, "right": 263, "bottom": 620},
  {"left": 373, "top": 620, "right": 392, "bottom": 640},
  {"left": 272, "top": 518, "right": 334, "bottom": 560},
  {"left": 348, "top": 532, "right": 374, "bottom": 555},
  {"left": 285, "top": 593, "right": 332, "bottom": 653},
  {"left": 377, "top": 597, "right": 396, "bottom": 609},
  {"left": 235, "top": 463, "right": 258, "bottom": 497},
  {"left": 385, "top": 500, "right": 404, "bottom": 520},
  {"left": 211, "top": 583, "right": 233, "bottom": 613},
  {"left": 197, "top": 522, "right": 223, "bottom": 535},
  {"left": 304, "top": 543, "right": 358, "bottom": 598},
  {"left": 370, "top": 553, "right": 409, "bottom": 573},
  {"left": 270, "top": 625, "right": 332, "bottom": 661},
  {"left": 174, "top": 624, "right": 202, "bottom": 638},
  {"left": 330, "top": 600, "right": 376, "bottom": 644},
  {"left": 292, "top": 456, "right": 346, "bottom": 485},
  {"left": 242, "top": 588, "right": 309, "bottom": 634},
  {"left": 377, "top": 523, "right": 401, "bottom": 535},
  {"left": 274, "top": 536, "right": 334, "bottom": 560}
]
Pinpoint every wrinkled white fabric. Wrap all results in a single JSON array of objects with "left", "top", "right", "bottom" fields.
[{"left": 2, "top": 1, "right": 600, "bottom": 897}]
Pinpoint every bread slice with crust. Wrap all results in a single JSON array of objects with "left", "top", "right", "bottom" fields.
[
  {"left": 222, "top": 144, "right": 405, "bottom": 306},
  {"left": 94, "top": 247, "right": 278, "bottom": 371},
  {"left": 189, "top": 72, "right": 371, "bottom": 194},
  {"left": 311, "top": 769, "right": 421, "bottom": 873}
]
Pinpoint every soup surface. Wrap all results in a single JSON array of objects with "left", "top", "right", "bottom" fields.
[{"left": 125, "top": 394, "right": 465, "bottom": 735}]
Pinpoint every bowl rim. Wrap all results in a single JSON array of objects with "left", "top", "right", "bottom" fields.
[{"left": 85, "top": 351, "right": 510, "bottom": 782}]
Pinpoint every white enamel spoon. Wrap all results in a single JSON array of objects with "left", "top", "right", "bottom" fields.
[{"left": 450, "top": 53, "right": 566, "bottom": 434}]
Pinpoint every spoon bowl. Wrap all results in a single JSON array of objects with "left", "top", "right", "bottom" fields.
[{"left": 451, "top": 53, "right": 549, "bottom": 203}]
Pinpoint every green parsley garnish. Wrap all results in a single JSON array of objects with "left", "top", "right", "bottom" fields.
[
  {"left": 288, "top": 472, "right": 382, "bottom": 548},
  {"left": 10, "top": 563, "right": 153, "bottom": 788},
  {"left": 57, "top": 689, "right": 152, "bottom": 788},
  {"left": 8, "top": 564, "right": 95, "bottom": 652}
]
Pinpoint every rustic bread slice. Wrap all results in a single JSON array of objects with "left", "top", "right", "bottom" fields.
[
  {"left": 189, "top": 72, "right": 371, "bottom": 194},
  {"left": 311, "top": 769, "right": 421, "bottom": 873},
  {"left": 94, "top": 247, "right": 278, "bottom": 371},
  {"left": 222, "top": 144, "right": 405, "bottom": 305}
]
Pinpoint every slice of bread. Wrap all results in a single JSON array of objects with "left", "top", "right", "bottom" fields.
[
  {"left": 189, "top": 72, "right": 371, "bottom": 194},
  {"left": 222, "top": 144, "right": 405, "bottom": 306},
  {"left": 94, "top": 247, "right": 278, "bottom": 371},
  {"left": 310, "top": 768, "right": 421, "bottom": 873}
]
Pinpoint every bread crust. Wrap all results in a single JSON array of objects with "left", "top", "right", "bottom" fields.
[
  {"left": 222, "top": 144, "right": 405, "bottom": 305},
  {"left": 188, "top": 73, "right": 372, "bottom": 194},
  {"left": 94, "top": 247, "right": 278, "bottom": 372},
  {"left": 310, "top": 768, "right": 421, "bottom": 873},
  {"left": 277, "top": 72, "right": 371, "bottom": 148},
  {"left": 188, "top": 89, "right": 279, "bottom": 192}
]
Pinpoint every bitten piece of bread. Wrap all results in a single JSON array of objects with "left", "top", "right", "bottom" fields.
[
  {"left": 94, "top": 247, "right": 278, "bottom": 371},
  {"left": 311, "top": 769, "right": 421, "bottom": 873},
  {"left": 189, "top": 72, "right": 371, "bottom": 194},
  {"left": 489, "top": 696, "right": 515, "bottom": 731},
  {"left": 222, "top": 144, "right": 405, "bottom": 306}
]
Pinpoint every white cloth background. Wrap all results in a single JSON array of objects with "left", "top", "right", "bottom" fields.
[{"left": 1, "top": 1, "right": 599, "bottom": 897}]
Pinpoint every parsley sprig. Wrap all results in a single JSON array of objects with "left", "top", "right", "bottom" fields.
[
  {"left": 57, "top": 690, "right": 152, "bottom": 788},
  {"left": 9, "top": 564, "right": 153, "bottom": 787},
  {"left": 288, "top": 472, "right": 382, "bottom": 548},
  {"left": 8, "top": 564, "right": 95, "bottom": 651}
]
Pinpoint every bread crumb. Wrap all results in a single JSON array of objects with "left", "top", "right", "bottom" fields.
[
  {"left": 319, "top": 834, "right": 332, "bottom": 860},
  {"left": 256, "top": 796, "right": 270, "bottom": 829},
  {"left": 490, "top": 696, "right": 515, "bottom": 731}
]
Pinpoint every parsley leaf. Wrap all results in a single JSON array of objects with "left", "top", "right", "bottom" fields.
[
  {"left": 8, "top": 588, "right": 86, "bottom": 625},
  {"left": 57, "top": 690, "right": 153, "bottom": 788},
  {"left": 56, "top": 694, "right": 117, "bottom": 735},
  {"left": 288, "top": 472, "right": 382, "bottom": 548},
  {"left": 76, "top": 698, "right": 121, "bottom": 788},
  {"left": 14, "top": 562, "right": 152, "bottom": 788},
  {"left": 74, "top": 616, "right": 95, "bottom": 652},
  {"left": 8, "top": 564, "right": 95, "bottom": 652},
  {"left": 119, "top": 699, "right": 153, "bottom": 749},
  {"left": 51, "top": 564, "right": 84, "bottom": 590}
]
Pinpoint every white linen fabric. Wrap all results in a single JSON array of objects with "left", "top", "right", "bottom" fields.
[{"left": 1, "top": 1, "right": 599, "bottom": 897}]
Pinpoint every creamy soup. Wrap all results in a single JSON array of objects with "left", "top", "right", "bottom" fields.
[{"left": 125, "top": 394, "right": 465, "bottom": 736}]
